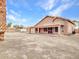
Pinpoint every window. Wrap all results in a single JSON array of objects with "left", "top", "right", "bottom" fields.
[
  {"left": 55, "top": 27, "right": 58, "bottom": 32},
  {"left": 44, "top": 28, "right": 47, "bottom": 32},
  {"left": 61, "top": 25, "right": 64, "bottom": 32}
]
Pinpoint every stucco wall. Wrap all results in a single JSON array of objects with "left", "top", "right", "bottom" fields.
[
  {"left": 30, "top": 27, "right": 35, "bottom": 33},
  {"left": 35, "top": 17, "right": 64, "bottom": 27},
  {"left": 64, "top": 21, "right": 75, "bottom": 34},
  {"left": 67, "top": 22, "right": 75, "bottom": 34}
]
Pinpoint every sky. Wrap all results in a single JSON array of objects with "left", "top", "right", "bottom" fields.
[{"left": 7, "top": 0, "right": 79, "bottom": 26}]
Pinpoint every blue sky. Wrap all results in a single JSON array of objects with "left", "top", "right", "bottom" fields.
[{"left": 7, "top": 0, "right": 79, "bottom": 26}]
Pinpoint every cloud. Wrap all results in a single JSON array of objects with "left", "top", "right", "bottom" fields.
[
  {"left": 76, "top": 2, "right": 79, "bottom": 6},
  {"left": 7, "top": 9, "right": 21, "bottom": 21},
  {"left": 61, "top": 0, "right": 72, "bottom": 3},
  {"left": 8, "top": 0, "right": 18, "bottom": 7},
  {"left": 37, "top": 0, "right": 58, "bottom": 11},
  {"left": 10, "top": 10, "right": 21, "bottom": 17},
  {"left": 48, "top": 0, "right": 76, "bottom": 16},
  {"left": 8, "top": 0, "right": 29, "bottom": 8},
  {"left": 7, "top": 14, "right": 29, "bottom": 26},
  {"left": 7, "top": 14, "right": 16, "bottom": 21},
  {"left": 49, "top": 4, "right": 71, "bottom": 16},
  {"left": 7, "top": 9, "right": 29, "bottom": 26}
]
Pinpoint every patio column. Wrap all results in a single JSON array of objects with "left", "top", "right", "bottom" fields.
[
  {"left": 38, "top": 28, "right": 39, "bottom": 33},
  {"left": 58, "top": 26, "right": 61, "bottom": 34}
]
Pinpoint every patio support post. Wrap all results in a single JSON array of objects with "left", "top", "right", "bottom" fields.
[
  {"left": 38, "top": 28, "right": 39, "bottom": 33},
  {"left": 58, "top": 26, "right": 61, "bottom": 34}
]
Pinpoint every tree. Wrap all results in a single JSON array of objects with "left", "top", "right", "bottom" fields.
[{"left": 7, "top": 22, "right": 12, "bottom": 27}]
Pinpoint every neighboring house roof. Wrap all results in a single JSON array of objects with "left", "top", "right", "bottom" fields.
[{"left": 35, "top": 16, "right": 75, "bottom": 26}]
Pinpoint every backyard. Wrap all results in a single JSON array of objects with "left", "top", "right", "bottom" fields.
[{"left": 0, "top": 32, "right": 79, "bottom": 59}]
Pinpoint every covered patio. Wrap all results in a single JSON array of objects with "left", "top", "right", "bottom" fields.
[{"left": 35, "top": 25, "right": 64, "bottom": 34}]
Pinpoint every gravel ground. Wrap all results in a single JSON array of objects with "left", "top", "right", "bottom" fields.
[{"left": 0, "top": 32, "right": 79, "bottom": 59}]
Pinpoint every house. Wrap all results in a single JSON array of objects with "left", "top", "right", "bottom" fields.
[
  {"left": 0, "top": 0, "right": 6, "bottom": 40},
  {"left": 18, "top": 27, "right": 27, "bottom": 32},
  {"left": 29, "top": 16, "right": 75, "bottom": 35},
  {"left": 73, "top": 21, "right": 79, "bottom": 33}
]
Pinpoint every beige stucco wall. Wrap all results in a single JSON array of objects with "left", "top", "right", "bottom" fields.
[
  {"left": 26, "top": 27, "right": 31, "bottom": 33},
  {"left": 53, "top": 19, "right": 64, "bottom": 25},
  {"left": 67, "top": 22, "right": 75, "bottom": 34},
  {"left": 64, "top": 21, "right": 75, "bottom": 34},
  {"left": 35, "top": 17, "right": 64, "bottom": 27},
  {"left": 30, "top": 27, "right": 35, "bottom": 33}
]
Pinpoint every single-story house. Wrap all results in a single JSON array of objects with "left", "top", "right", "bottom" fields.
[
  {"left": 29, "top": 16, "right": 75, "bottom": 34},
  {"left": 73, "top": 21, "right": 79, "bottom": 33}
]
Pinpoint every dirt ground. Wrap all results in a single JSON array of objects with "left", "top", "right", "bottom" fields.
[{"left": 0, "top": 32, "right": 79, "bottom": 59}]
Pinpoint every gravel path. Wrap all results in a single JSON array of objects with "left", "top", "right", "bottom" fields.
[{"left": 0, "top": 32, "right": 79, "bottom": 59}]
